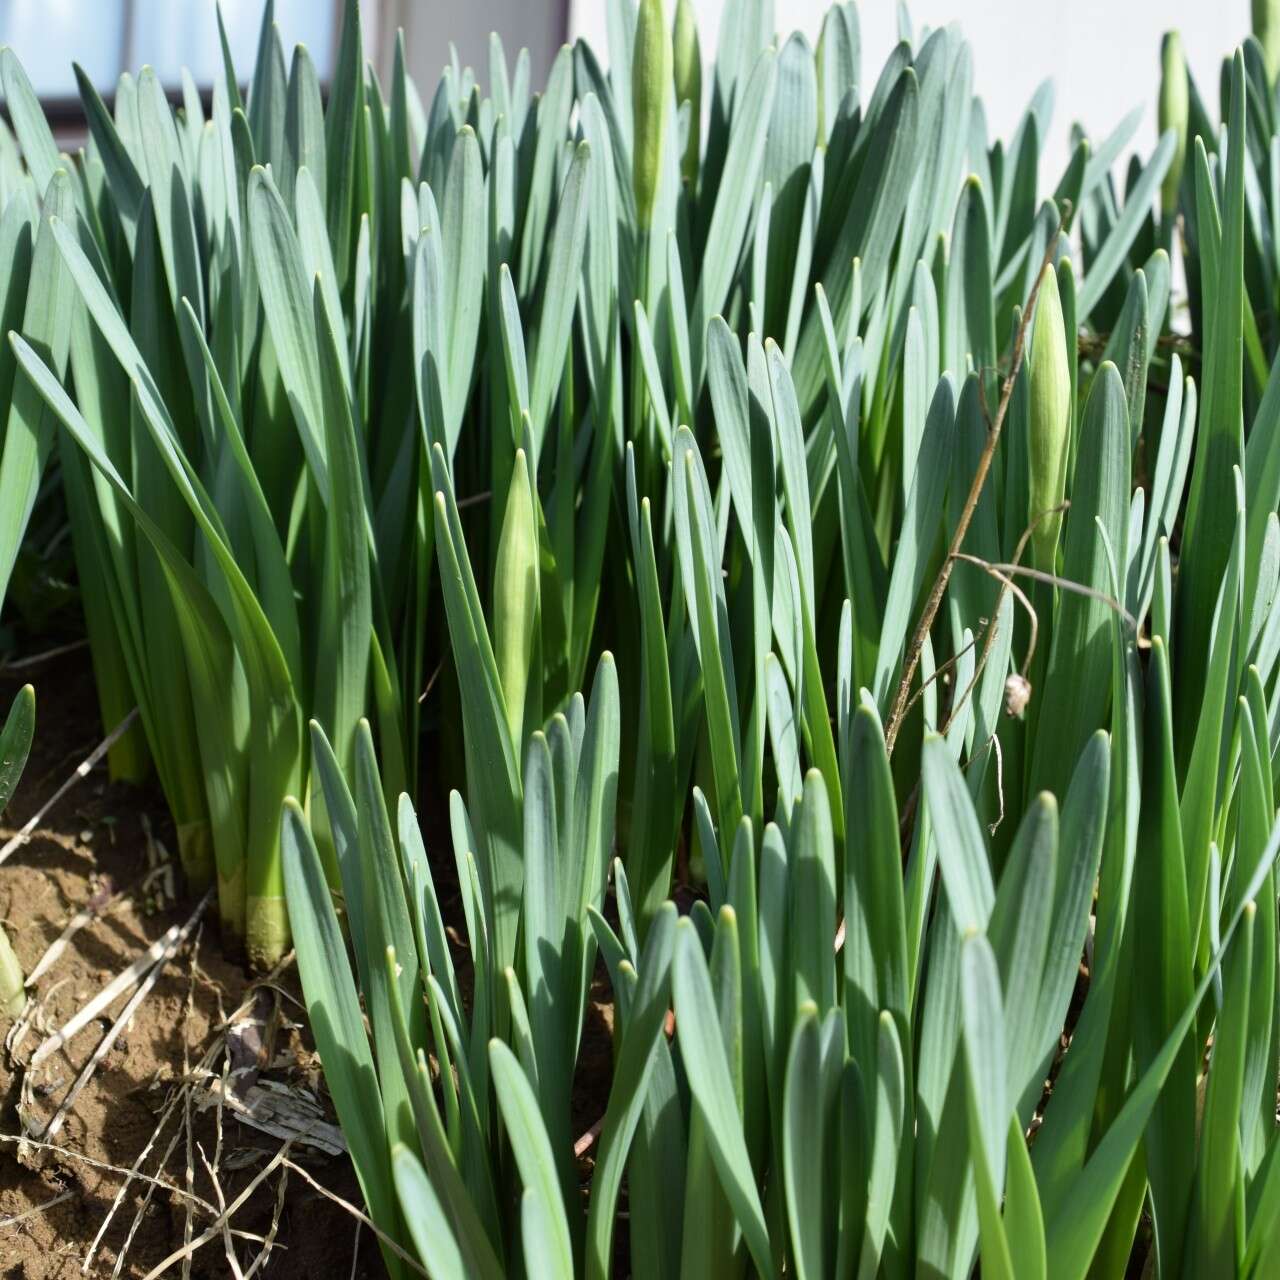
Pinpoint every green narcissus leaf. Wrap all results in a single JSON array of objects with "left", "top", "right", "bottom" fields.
[
  {"left": 672, "top": 0, "right": 702, "bottom": 183},
  {"left": 0, "top": 22, "right": 1276, "bottom": 1280},
  {"left": 489, "top": 1039, "right": 574, "bottom": 1277},
  {"left": 0, "top": 685, "right": 34, "bottom": 815},
  {"left": 1029, "top": 361, "right": 1129, "bottom": 800},
  {"left": 672, "top": 916, "right": 777, "bottom": 1280},
  {"left": 0, "top": 685, "right": 34, "bottom": 1018}
]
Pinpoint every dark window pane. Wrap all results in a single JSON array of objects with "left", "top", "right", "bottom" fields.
[
  {"left": 130, "top": 0, "right": 338, "bottom": 87},
  {"left": 0, "top": 0, "right": 339, "bottom": 99},
  {"left": 0, "top": 0, "right": 123, "bottom": 96}
]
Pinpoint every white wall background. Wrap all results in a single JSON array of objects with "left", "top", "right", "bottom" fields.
[{"left": 569, "top": 0, "right": 1244, "bottom": 184}]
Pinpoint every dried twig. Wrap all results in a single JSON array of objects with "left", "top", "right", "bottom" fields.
[
  {"left": 901, "top": 633, "right": 980, "bottom": 722},
  {"left": 6, "top": 975, "right": 70, "bottom": 1058},
  {"left": 0, "top": 708, "right": 140, "bottom": 865},
  {"left": 988, "top": 732, "right": 1006, "bottom": 834},
  {"left": 949, "top": 556, "right": 1041, "bottom": 675},
  {"left": 937, "top": 503, "right": 1064, "bottom": 738},
  {"left": 89, "top": 951, "right": 296, "bottom": 1275},
  {"left": 0, "top": 1188, "right": 75, "bottom": 1229},
  {"left": 180, "top": 929, "right": 204, "bottom": 1280},
  {"left": 279, "top": 1157, "right": 431, "bottom": 1277},
  {"left": 0, "top": 637, "right": 89, "bottom": 672},
  {"left": 24, "top": 877, "right": 128, "bottom": 988},
  {"left": 106, "top": 1120, "right": 193, "bottom": 1277},
  {"left": 574, "top": 1115, "right": 604, "bottom": 1159},
  {"left": 348, "top": 1220, "right": 363, "bottom": 1280},
  {"left": 241, "top": 1163, "right": 289, "bottom": 1279},
  {"left": 0, "top": 1133, "right": 219, "bottom": 1217},
  {"left": 199, "top": 1141, "right": 245, "bottom": 1280},
  {"left": 30, "top": 890, "right": 211, "bottom": 1070},
  {"left": 884, "top": 231, "right": 1061, "bottom": 754},
  {"left": 136, "top": 1146, "right": 292, "bottom": 1280},
  {"left": 968, "top": 558, "right": 1137, "bottom": 631},
  {"left": 42, "top": 893, "right": 210, "bottom": 1142}
]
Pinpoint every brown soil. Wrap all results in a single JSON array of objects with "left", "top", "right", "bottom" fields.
[{"left": 0, "top": 651, "right": 385, "bottom": 1279}]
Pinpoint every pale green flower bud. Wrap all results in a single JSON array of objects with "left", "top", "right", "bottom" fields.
[
  {"left": 494, "top": 449, "right": 540, "bottom": 748},
  {"left": 1255, "top": 0, "right": 1280, "bottom": 83},
  {"left": 1029, "top": 263, "right": 1072, "bottom": 568},
  {"left": 632, "top": 0, "right": 672, "bottom": 228},
  {"left": 673, "top": 0, "right": 701, "bottom": 185},
  {"left": 1159, "top": 32, "right": 1188, "bottom": 216}
]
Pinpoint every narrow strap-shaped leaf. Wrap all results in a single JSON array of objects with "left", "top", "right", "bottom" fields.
[
  {"left": 791, "top": 770, "right": 837, "bottom": 1013},
  {"left": 1029, "top": 361, "right": 1130, "bottom": 799},
  {"left": 313, "top": 282, "right": 370, "bottom": 771},
  {"left": 1002, "top": 1113, "right": 1047, "bottom": 1280},
  {"left": 963, "top": 932, "right": 1013, "bottom": 1279},
  {"left": 0, "top": 685, "right": 34, "bottom": 815},
  {"left": 921, "top": 732, "right": 995, "bottom": 931},
  {"left": 391, "top": 1146, "right": 469, "bottom": 1280},
  {"left": 74, "top": 63, "right": 143, "bottom": 243},
  {"left": 430, "top": 447, "right": 523, "bottom": 968},
  {"left": 385, "top": 949, "right": 505, "bottom": 1278},
  {"left": 783, "top": 1004, "right": 842, "bottom": 1280},
  {"left": 323, "top": 0, "right": 365, "bottom": 287},
  {"left": 0, "top": 47, "right": 61, "bottom": 195},
  {"left": 1127, "top": 634, "right": 1195, "bottom": 1270},
  {"left": 1045, "top": 818, "right": 1280, "bottom": 1280},
  {"left": 489, "top": 1040, "right": 575, "bottom": 1275},
  {"left": 279, "top": 802, "right": 397, "bottom": 1266},
  {"left": 0, "top": 168, "right": 75, "bottom": 603},
  {"left": 1180, "top": 472, "right": 1245, "bottom": 949},
  {"left": 872, "top": 374, "right": 957, "bottom": 710},
  {"left": 988, "top": 794, "right": 1057, "bottom": 1104},
  {"left": 1186, "top": 902, "right": 1254, "bottom": 1275},
  {"left": 584, "top": 905, "right": 676, "bottom": 1280},
  {"left": 530, "top": 140, "right": 591, "bottom": 458},
  {"left": 247, "top": 166, "right": 327, "bottom": 488},
  {"left": 284, "top": 45, "right": 326, "bottom": 211},
  {"left": 1176, "top": 52, "right": 1246, "bottom": 760},
  {"left": 794, "top": 64, "right": 919, "bottom": 413},
  {"left": 516, "top": 44, "right": 574, "bottom": 295},
  {"left": 672, "top": 428, "right": 742, "bottom": 834},
  {"left": 843, "top": 700, "right": 909, "bottom": 1076},
  {"left": 671, "top": 917, "right": 777, "bottom": 1280},
  {"left": 440, "top": 125, "right": 485, "bottom": 450},
  {"left": 1033, "top": 733, "right": 1109, "bottom": 1068},
  {"left": 1076, "top": 130, "right": 1176, "bottom": 321},
  {"left": 690, "top": 48, "right": 777, "bottom": 389},
  {"left": 857, "top": 1011, "right": 905, "bottom": 1280},
  {"left": 522, "top": 729, "right": 571, "bottom": 1144},
  {"left": 625, "top": 456, "right": 677, "bottom": 929}
]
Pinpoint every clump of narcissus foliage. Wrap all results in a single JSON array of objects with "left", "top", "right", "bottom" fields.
[{"left": 2, "top": 0, "right": 1280, "bottom": 1276}]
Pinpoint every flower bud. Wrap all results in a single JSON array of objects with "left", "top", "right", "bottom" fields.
[
  {"left": 632, "top": 0, "right": 672, "bottom": 227},
  {"left": 1256, "top": 0, "right": 1280, "bottom": 83},
  {"left": 1028, "top": 263, "right": 1071, "bottom": 569},
  {"left": 494, "top": 449, "right": 540, "bottom": 748},
  {"left": 673, "top": 0, "right": 701, "bottom": 185},
  {"left": 1158, "top": 32, "right": 1188, "bottom": 216}
]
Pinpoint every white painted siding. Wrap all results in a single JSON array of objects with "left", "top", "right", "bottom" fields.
[{"left": 567, "top": 0, "right": 1243, "bottom": 183}]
